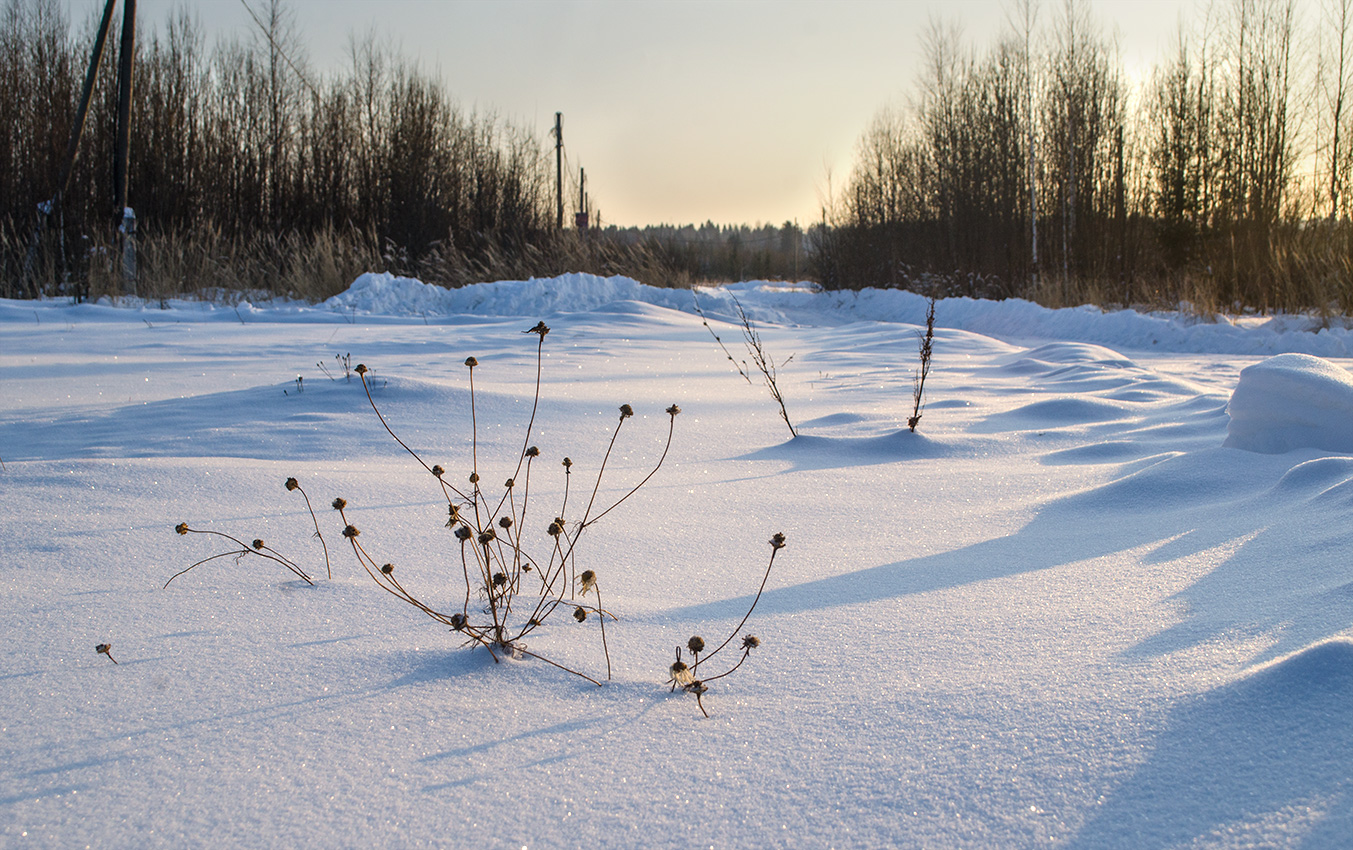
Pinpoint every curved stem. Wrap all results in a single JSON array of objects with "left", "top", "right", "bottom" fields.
[
  {"left": 295, "top": 485, "right": 331, "bottom": 579},
  {"left": 359, "top": 371, "right": 469, "bottom": 502},
  {"left": 515, "top": 646, "right": 603, "bottom": 687},
  {"left": 694, "top": 545, "right": 779, "bottom": 672},
  {"left": 699, "top": 647, "right": 753, "bottom": 684},
  {"left": 596, "top": 584, "right": 612, "bottom": 681},
  {"left": 583, "top": 412, "right": 677, "bottom": 528}
]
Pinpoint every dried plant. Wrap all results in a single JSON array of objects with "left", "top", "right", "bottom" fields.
[
  {"left": 694, "top": 290, "right": 796, "bottom": 438},
  {"left": 692, "top": 290, "right": 754, "bottom": 384},
  {"left": 908, "top": 296, "right": 936, "bottom": 432},
  {"left": 315, "top": 352, "right": 355, "bottom": 382},
  {"left": 285, "top": 477, "right": 331, "bottom": 579},
  {"left": 326, "top": 322, "right": 679, "bottom": 686},
  {"left": 167, "top": 523, "right": 314, "bottom": 588},
  {"left": 166, "top": 323, "right": 789, "bottom": 712},
  {"left": 670, "top": 532, "right": 784, "bottom": 717}
]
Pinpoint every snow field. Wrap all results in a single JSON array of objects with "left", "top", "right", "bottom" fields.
[{"left": 1, "top": 274, "right": 1351, "bottom": 848}]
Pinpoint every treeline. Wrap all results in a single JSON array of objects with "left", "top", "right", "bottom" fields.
[
  {"left": 602, "top": 221, "right": 809, "bottom": 282},
  {"left": 10, "top": 0, "right": 1351, "bottom": 312},
  {"left": 1, "top": 0, "right": 820, "bottom": 301},
  {"left": 821, "top": 0, "right": 1353, "bottom": 313},
  {"left": 0, "top": 0, "right": 627, "bottom": 300}
]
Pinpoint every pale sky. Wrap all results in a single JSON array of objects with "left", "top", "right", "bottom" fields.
[{"left": 69, "top": 0, "right": 1210, "bottom": 227}]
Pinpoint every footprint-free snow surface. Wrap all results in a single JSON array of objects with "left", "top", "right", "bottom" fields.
[{"left": 3, "top": 274, "right": 1353, "bottom": 848}]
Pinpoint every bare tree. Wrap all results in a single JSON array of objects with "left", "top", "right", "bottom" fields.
[{"left": 1320, "top": 0, "right": 1352, "bottom": 219}]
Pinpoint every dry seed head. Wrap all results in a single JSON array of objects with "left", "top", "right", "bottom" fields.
[
  {"left": 562, "top": 457, "right": 572, "bottom": 470},
  {"left": 546, "top": 521, "right": 563, "bottom": 537},
  {"left": 444, "top": 504, "right": 461, "bottom": 528},
  {"left": 504, "top": 477, "right": 514, "bottom": 489},
  {"left": 450, "top": 613, "right": 467, "bottom": 631},
  {"left": 354, "top": 364, "right": 368, "bottom": 375},
  {"left": 526, "top": 321, "right": 550, "bottom": 336},
  {"left": 666, "top": 404, "right": 681, "bottom": 416},
  {"left": 252, "top": 539, "right": 265, "bottom": 551},
  {"left": 96, "top": 642, "right": 111, "bottom": 654},
  {"left": 492, "top": 572, "right": 507, "bottom": 588},
  {"left": 284, "top": 477, "right": 299, "bottom": 491},
  {"left": 498, "top": 516, "right": 513, "bottom": 530},
  {"left": 741, "top": 634, "right": 761, "bottom": 650},
  {"left": 174, "top": 522, "right": 188, "bottom": 535},
  {"left": 464, "top": 356, "right": 478, "bottom": 368},
  {"left": 381, "top": 563, "right": 394, "bottom": 575},
  {"left": 454, "top": 525, "right": 472, "bottom": 541},
  {"left": 477, "top": 529, "right": 496, "bottom": 545},
  {"left": 578, "top": 569, "right": 597, "bottom": 595},
  {"left": 670, "top": 660, "right": 694, "bottom": 685},
  {"left": 685, "top": 679, "right": 707, "bottom": 695},
  {"left": 769, "top": 532, "right": 786, "bottom": 550},
  {"left": 573, "top": 606, "right": 587, "bottom": 623},
  {"left": 431, "top": 465, "right": 445, "bottom": 478},
  {"left": 687, "top": 636, "right": 705, "bottom": 654},
  {"left": 469, "top": 472, "right": 480, "bottom": 484},
  {"left": 619, "top": 403, "right": 634, "bottom": 419},
  {"left": 342, "top": 525, "right": 360, "bottom": 539},
  {"left": 332, "top": 497, "right": 347, "bottom": 511},
  {"left": 525, "top": 446, "right": 540, "bottom": 458}
]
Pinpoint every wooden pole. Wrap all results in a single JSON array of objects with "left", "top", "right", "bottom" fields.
[
  {"left": 554, "top": 112, "right": 564, "bottom": 229},
  {"left": 114, "top": 0, "right": 137, "bottom": 293},
  {"left": 20, "top": 0, "right": 118, "bottom": 298}
]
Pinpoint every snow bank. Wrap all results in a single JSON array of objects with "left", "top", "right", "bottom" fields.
[
  {"left": 1224, "top": 354, "right": 1353, "bottom": 454},
  {"left": 319, "top": 273, "right": 1353, "bottom": 356},
  {"left": 9, "top": 271, "right": 1353, "bottom": 357},
  {"left": 322, "top": 271, "right": 697, "bottom": 318}
]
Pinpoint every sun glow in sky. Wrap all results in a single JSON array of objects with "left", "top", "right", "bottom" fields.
[{"left": 72, "top": 0, "right": 1212, "bottom": 227}]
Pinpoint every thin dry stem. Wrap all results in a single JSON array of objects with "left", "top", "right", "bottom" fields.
[
  {"left": 167, "top": 526, "right": 313, "bottom": 587},
  {"left": 292, "top": 482, "right": 331, "bottom": 579},
  {"left": 693, "top": 538, "right": 781, "bottom": 673}
]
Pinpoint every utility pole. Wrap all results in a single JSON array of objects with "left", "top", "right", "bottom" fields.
[
  {"left": 554, "top": 112, "right": 564, "bottom": 229},
  {"left": 20, "top": 0, "right": 118, "bottom": 299},
  {"left": 113, "top": 0, "right": 137, "bottom": 293},
  {"left": 576, "top": 166, "right": 588, "bottom": 229},
  {"left": 1020, "top": 0, "right": 1038, "bottom": 292}
]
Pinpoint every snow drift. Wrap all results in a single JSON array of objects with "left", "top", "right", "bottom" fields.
[{"left": 1224, "top": 353, "right": 1353, "bottom": 454}]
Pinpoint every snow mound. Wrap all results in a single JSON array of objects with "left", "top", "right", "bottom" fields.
[
  {"left": 1269, "top": 457, "right": 1353, "bottom": 498},
  {"left": 324, "top": 271, "right": 695, "bottom": 318},
  {"left": 1232, "top": 639, "right": 1353, "bottom": 699},
  {"left": 1224, "top": 354, "right": 1353, "bottom": 454},
  {"left": 1016, "top": 341, "right": 1138, "bottom": 368}
]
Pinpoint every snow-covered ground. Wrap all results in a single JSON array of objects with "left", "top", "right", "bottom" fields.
[{"left": 2, "top": 274, "right": 1351, "bottom": 848}]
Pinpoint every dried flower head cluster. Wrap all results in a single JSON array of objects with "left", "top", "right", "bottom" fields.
[
  {"left": 168, "top": 320, "right": 739, "bottom": 704},
  {"left": 164, "top": 320, "right": 679, "bottom": 689},
  {"left": 670, "top": 532, "right": 783, "bottom": 717},
  {"left": 316, "top": 320, "right": 684, "bottom": 685}
]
